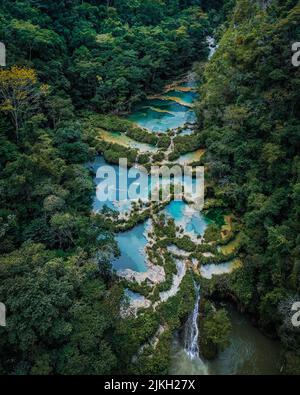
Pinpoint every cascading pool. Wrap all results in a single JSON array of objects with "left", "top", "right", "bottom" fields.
[
  {"left": 113, "top": 221, "right": 149, "bottom": 273},
  {"left": 91, "top": 52, "right": 281, "bottom": 374},
  {"left": 98, "top": 129, "right": 158, "bottom": 153},
  {"left": 90, "top": 47, "right": 212, "bottom": 275},
  {"left": 164, "top": 200, "right": 209, "bottom": 237},
  {"left": 127, "top": 75, "right": 198, "bottom": 133}
]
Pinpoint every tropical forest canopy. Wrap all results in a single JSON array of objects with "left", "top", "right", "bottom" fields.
[
  {"left": 196, "top": 0, "right": 300, "bottom": 373},
  {"left": 0, "top": 0, "right": 299, "bottom": 375}
]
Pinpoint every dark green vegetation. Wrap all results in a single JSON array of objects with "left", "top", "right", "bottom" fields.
[
  {"left": 0, "top": 244, "right": 122, "bottom": 374},
  {"left": 199, "top": 300, "right": 232, "bottom": 360},
  {"left": 0, "top": 0, "right": 210, "bottom": 114},
  {"left": 0, "top": 72, "right": 123, "bottom": 372},
  {"left": 0, "top": 0, "right": 216, "bottom": 375},
  {"left": 1, "top": 0, "right": 299, "bottom": 376},
  {"left": 84, "top": 113, "right": 159, "bottom": 146},
  {"left": 168, "top": 133, "right": 204, "bottom": 161},
  {"left": 196, "top": 0, "right": 300, "bottom": 374}
]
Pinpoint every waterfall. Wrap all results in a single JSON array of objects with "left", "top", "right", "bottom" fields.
[
  {"left": 184, "top": 281, "right": 201, "bottom": 359},
  {"left": 206, "top": 36, "right": 217, "bottom": 59},
  {"left": 183, "top": 281, "right": 209, "bottom": 374}
]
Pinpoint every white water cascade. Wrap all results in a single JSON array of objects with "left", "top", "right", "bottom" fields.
[
  {"left": 184, "top": 282, "right": 201, "bottom": 359},
  {"left": 183, "top": 281, "right": 209, "bottom": 374},
  {"left": 206, "top": 36, "right": 217, "bottom": 59}
]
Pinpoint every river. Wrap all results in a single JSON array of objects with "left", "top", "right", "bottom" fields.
[
  {"left": 91, "top": 37, "right": 281, "bottom": 375},
  {"left": 91, "top": 74, "right": 208, "bottom": 274}
]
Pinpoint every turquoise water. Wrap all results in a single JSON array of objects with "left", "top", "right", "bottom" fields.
[
  {"left": 92, "top": 156, "right": 201, "bottom": 215},
  {"left": 91, "top": 156, "right": 150, "bottom": 213},
  {"left": 165, "top": 200, "right": 186, "bottom": 221},
  {"left": 164, "top": 90, "right": 197, "bottom": 105},
  {"left": 187, "top": 211, "right": 209, "bottom": 236},
  {"left": 113, "top": 222, "right": 149, "bottom": 273},
  {"left": 91, "top": 74, "right": 202, "bottom": 273},
  {"left": 89, "top": 157, "right": 149, "bottom": 273},
  {"left": 127, "top": 84, "right": 197, "bottom": 133},
  {"left": 165, "top": 200, "right": 209, "bottom": 237},
  {"left": 91, "top": 158, "right": 205, "bottom": 272}
]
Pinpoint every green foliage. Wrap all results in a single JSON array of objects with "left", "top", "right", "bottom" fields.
[
  {"left": 53, "top": 126, "right": 91, "bottom": 164},
  {"left": 3, "top": 0, "right": 298, "bottom": 376},
  {"left": 157, "top": 135, "right": 171, "bottom": 149},
  {"left": 0, "top": 0, "right": 216, "bottom": 375},
  {"left": 131, "top": 329, "right": 172, "bottom": 375},
  {"left": 200, "top": 301, "right": 232, "bottom": 359},
  {"left": 196, "top": 0, "right": 300, "bottom": 365},
  {"left": 0, "top": 1, "right": 210, "bottom": 113},
  {"left": 152, "top": 151, "right": 166, "bottom": 162},
  {"left": 137, "top": 153, "right": 151, "bottom": 165},
  {"left": 103, "top": 143, "right": 138, "bottom": 166},
  {"left": 0, "top": 243, "right": 122, "bottom": 375},
  {"left": 204, "top": 223, "right": 220, "bottom": 243},
  {"left": 113, "top": 309, "right": 160, "bottom": 371},
  {"left": 173, "top": 133, "right": 203, "bottom": 155}
]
